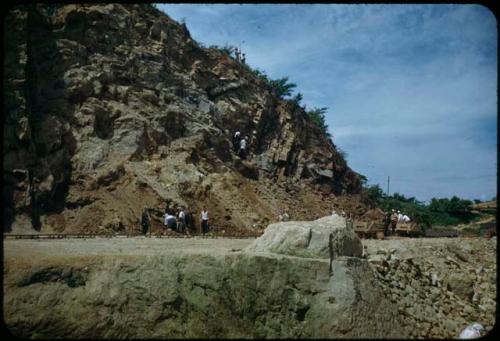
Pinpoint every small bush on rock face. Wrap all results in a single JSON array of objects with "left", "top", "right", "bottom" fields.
[
  {"left": 292, "top": 92, "right": 303, "bottom": 106},
  {"left": 208, "top": 44, "right": 235, "bottom": 56},
  {"left": 268, "top": 77, "right": 297, "bottom": 99},
  {"left": 306, "top": 107, "right": 331, "bottom": 139}
]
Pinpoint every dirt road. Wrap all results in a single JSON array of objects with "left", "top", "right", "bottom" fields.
[{"left": 3, "top": 237, "right": 254, "bottom": 260}]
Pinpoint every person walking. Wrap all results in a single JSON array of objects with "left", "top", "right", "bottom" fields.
[{"left": 200, "top": 206, "right": 209, "bottom": 235}]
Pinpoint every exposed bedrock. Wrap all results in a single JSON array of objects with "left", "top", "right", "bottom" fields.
[
  {"left": 4, "top": 217, "right": 408, "bottom": 338},
  {"left": 4, "top": 4, "right": 363, "bottom": 234}
]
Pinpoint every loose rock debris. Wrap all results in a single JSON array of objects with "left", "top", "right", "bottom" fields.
[{"left": 363, "top": 237, "right": 496, "bottom": 338}]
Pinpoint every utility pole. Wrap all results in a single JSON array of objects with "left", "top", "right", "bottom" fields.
[{"left": 387, "top": 176, "right": 390, "bottom": 196}]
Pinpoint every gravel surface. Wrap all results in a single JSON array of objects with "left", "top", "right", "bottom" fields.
[
  {"left": 362, "top": 236, "right": 497, "bottom": 338},
  {"left": 3, "top": 237, "right": 255, "bottom": 260}
]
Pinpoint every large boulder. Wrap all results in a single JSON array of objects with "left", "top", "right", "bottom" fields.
[{"left": 245, "top": 215, "right": 362, "bottom": 259}]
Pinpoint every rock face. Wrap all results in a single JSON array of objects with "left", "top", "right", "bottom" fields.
[
  {"left": 4, "top": 219, "right": 408, "bottom": 338},
  {"left": 3, "top": 4, "right": 362, "bottom": 234},
  {"left": 245, "top": 215, "right": 362, "bottom": 259}
]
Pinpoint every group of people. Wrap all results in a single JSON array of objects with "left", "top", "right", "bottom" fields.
[
  {"left": 386, "top": 209, "right": 411, "bottom": 234},
  {"left": 232, "top": 131, "right": 251, "bottom": 160},
  {"left": 140, "top": 205, "right": 210, "bottom": 235},
  {"left": 231, "top": 47, "right": 246, "bottom": 63},
  {"left": 396, "top": 209, "right": 411, "bottom": 222},
  {"left": 163, "top": 206, "right": 188, "bottom": 233},
  {"left": 164, "top": 205, "right": 210, "bottom": 235}
]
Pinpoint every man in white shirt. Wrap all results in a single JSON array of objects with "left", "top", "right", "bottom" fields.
[
  {"left": 178, "top": 207, "right": 186, "bottom": 233},
  {"left": 402, "top": 214, "right": 411, "bottom": 222},
  {"left": 239, "top": 137, "right": 247, "bottom": 160},
  {"left": 397, "top": 210, "right": 403, "bottom": 222},
  {"left": 200, "top": 207, "right": 209, "bottom": 234},
  {"left": 164, "top": 212, "right": 176, "bottom": 231}
]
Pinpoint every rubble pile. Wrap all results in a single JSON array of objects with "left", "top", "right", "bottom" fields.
[{"left": 364, "top": 238, "right": 496, "bottom": 338}]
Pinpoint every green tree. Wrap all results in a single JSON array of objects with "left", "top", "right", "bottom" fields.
[
  {"left": 429, "top": 197, "right": 472, "bottom": 214},
  {"left": 358, "top": 173, "right": 368, "bottom": 187},
  {"left": 268, "top": 77, "right": 297, "bottom": 98},
  {"left": 248, "top": 67, "right": 270, "bottom": 83},
  {"left": 292, "top": 92, "right": 303, "bottom": 105},
  {"left": 361, "top": 184, "right": 385, "bottom": 208},
  {"left": 306, "top": 107, "right": 331, "bottom": 139}
]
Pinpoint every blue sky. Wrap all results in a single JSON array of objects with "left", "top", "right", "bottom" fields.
[{"left": 157, "top": 4, "right": 497, "bottom": 202}]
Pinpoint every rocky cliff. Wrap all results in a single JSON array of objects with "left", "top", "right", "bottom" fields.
[{"left": 3, "top": 4, "right": 362, "bottom": 234}]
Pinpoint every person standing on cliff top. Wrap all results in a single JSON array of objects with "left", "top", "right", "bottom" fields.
[
  {"left": 200, "top": 207, "right": 209, "bottom": 235},
  {"left": 235, "top": 47, "right": 241, "bottom": 62}
]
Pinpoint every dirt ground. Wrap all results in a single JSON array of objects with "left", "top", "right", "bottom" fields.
[{"left": 3, "top": 237, "right": 254, "bottom": 260}]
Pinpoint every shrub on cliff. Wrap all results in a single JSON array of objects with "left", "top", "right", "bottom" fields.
[
  {"left": 306, "top": 107, "right": 331, "bottom": 139},
  {"left": 267, "top": 77, "right": 297, "bottom": 98},
  {"left": 209, "top": 44, "right": 235, "bottom": 56}
]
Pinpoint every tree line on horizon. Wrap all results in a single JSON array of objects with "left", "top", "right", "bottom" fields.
[{"left": 360, "top": 181, "right": 493, "bottom": 228}]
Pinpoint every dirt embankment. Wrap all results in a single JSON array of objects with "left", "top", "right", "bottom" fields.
[{"left": 3, "top": 234, "right": 496, "bottom": 338}]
